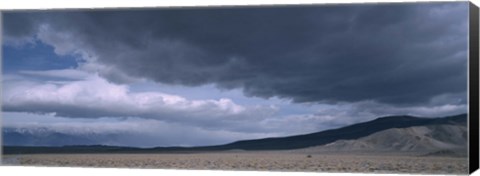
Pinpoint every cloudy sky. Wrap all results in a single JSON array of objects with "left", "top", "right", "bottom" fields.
[{"left": 1, "top": 2, "right": 469, "bottom": 147}]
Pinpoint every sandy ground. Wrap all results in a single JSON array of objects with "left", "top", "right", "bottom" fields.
[{"left": 1, "top": 152, "right": 468, "bottom": 174}]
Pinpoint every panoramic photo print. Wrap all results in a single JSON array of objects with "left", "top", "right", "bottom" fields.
[{"left": 1, "top": 1, "right": 471, "bottom": 174}]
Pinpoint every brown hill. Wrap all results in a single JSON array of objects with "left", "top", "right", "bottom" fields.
[{"left": 298, "top": 124, "right": 467, "bottom": 156}]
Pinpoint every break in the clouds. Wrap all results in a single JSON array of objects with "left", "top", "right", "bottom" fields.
[
  {"left": 3, "top": 72, "right": 280, "bottom": 133},
  {"left": 1, "top": 2, "right": 469, "bottom": 146}
]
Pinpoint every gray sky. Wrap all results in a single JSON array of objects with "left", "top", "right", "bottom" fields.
[{"left": 1, "top": 2, "right": 469, "bottom": 147}]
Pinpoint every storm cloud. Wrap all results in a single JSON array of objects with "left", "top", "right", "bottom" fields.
[{"left": 3, "top": 2, "right": 469, "bottom": 106}]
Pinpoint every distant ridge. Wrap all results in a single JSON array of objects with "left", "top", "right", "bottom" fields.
[
  {"left": 3, "top": 114, "right": 467, "bottom": 154},
  {"left": 213, "top": 114, "right": 467, "bottom": 150}
]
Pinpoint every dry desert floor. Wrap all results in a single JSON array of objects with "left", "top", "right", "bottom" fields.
[{"left": 1, "top": 151, "right": 468, "bottom": 174}]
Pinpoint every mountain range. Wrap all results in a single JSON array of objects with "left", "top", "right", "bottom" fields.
[{"left": 3, "top": 113, "right": 467, "bottom": 155}]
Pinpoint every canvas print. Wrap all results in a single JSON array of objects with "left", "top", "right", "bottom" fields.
[{"left": 1, "top": 2, "right": 473, "bottom": 174}]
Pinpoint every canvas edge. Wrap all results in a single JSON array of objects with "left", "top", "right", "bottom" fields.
[{"left": 469, "top": 1, "right": 480, "bottom": 174}]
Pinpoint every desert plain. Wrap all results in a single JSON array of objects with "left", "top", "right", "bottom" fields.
[{"left": 1, "top": 151, "right": 468, "bottom": 174}]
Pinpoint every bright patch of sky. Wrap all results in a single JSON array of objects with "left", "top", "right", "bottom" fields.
[{"left": 129, "top": 81, "right": 323, "bottom": 116}]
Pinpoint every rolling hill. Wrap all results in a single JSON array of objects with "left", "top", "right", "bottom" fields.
[
  {"left": 299, "top": 124, "right": 467, "bottom": 155},
  {"left": 212, "top": 113, "right": 466, "bottom": 150}
]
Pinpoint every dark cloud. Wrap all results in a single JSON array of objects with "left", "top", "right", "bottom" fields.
[
  {"left": 3, "top": 2, "right": 469, "bottom": 106},
  {"left": 3, "top": 12, "right": 39, "bottom": 38}
]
